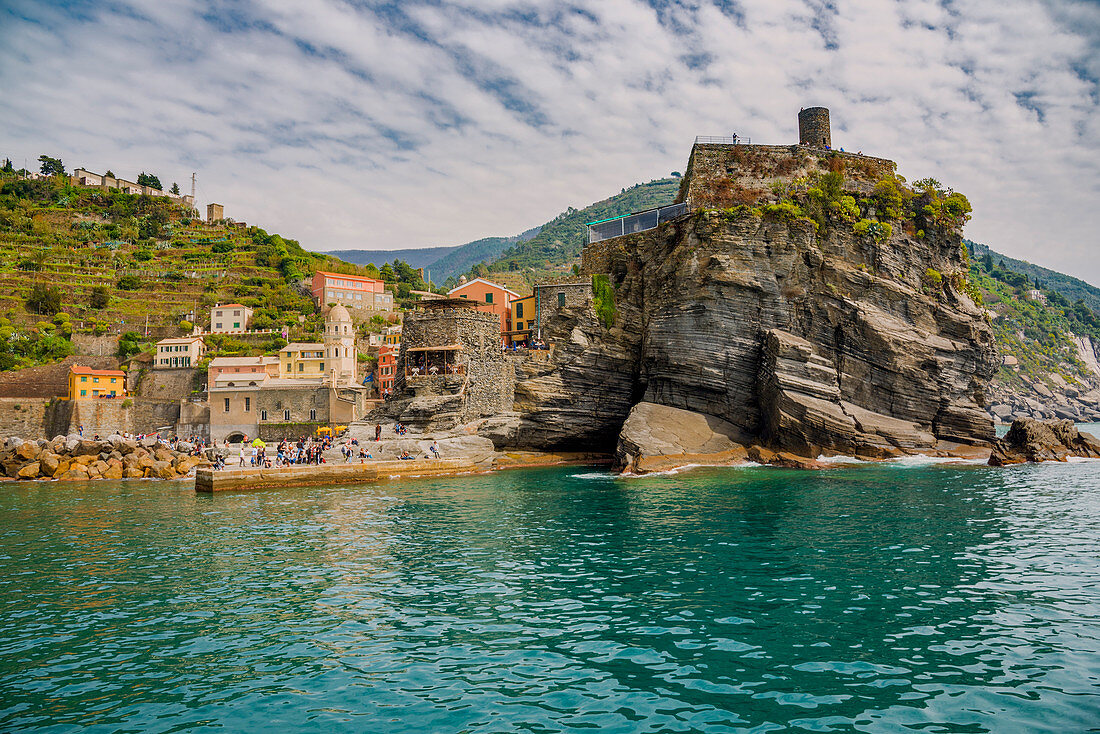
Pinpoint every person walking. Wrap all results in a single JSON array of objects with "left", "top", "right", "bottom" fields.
[
  {"left": 375, "top": 423, "right": 382, "bottom": 441},
  {"left": 239, "top": 445, "right": 247, "bottom": 467}
]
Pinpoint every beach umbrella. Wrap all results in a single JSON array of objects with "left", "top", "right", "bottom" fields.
[{"left": 251, "top": 438, "right": 266, "bottom": 448}]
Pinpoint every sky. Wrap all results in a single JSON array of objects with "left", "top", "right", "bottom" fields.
[{"left": 1, "top": 0, "right": 1098, "bottom": 282}]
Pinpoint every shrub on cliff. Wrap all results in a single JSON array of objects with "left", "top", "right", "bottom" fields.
[
  {"left": 592, "top": 274, "right": 617, "bottom": 329},
  {"left": 26, "top": 283, "right": 62, "bottom": 314}
]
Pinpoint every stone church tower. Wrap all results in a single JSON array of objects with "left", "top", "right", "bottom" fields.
[{"left": 324, "top": 304, "right": 356, "bottom": 385}]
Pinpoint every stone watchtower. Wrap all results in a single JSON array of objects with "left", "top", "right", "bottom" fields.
[{"left": 798, "top": 107, "right": 831, "bottom": 148}]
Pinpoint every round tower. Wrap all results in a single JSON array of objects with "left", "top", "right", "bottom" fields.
[
  {"left": 798, "top": 107, "right": 831, "bottom": 148},
  {"left": 324, "top": 304, "right": 356, "bottom": 385}
]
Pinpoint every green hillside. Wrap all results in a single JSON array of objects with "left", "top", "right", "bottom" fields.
[
  {"left": 0, "top": 170, "right": 384, "bottom": 370},
  {"left": 968, "top": 240, "right": 1100, "bottom": 312},
  {"left": 487, "top": 178, "right": 680, "bottom": 274},
  {"left": 966, "top": 242, "right": 1100, "bottom": 387}
]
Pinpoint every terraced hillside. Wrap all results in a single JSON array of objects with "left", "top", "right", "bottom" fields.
[{"left": 0, "top": 172, "right": 376, "bottom": 365}]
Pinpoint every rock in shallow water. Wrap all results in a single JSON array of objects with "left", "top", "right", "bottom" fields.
[{"left": 988, "top": 418, "right": 1100, "bottom": 466}]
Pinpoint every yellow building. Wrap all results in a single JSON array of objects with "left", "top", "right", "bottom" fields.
[
  {"left": 68, "top": 366, "right": 126, "bottom": 400},
  {"left": 279, "top": 343, "right": 326, "bottom": 378},
  {"left": 507, "top": 294, "right": 536, "bottom": 344}
]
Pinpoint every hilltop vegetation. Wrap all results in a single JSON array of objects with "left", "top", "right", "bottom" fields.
[{"left": 0, "top": 166, "right": 387, "bottom": 369}]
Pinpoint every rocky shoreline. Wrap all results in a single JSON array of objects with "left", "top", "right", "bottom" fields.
[{"left": 0, "top": 435, "right": 210, "bottom": 481}]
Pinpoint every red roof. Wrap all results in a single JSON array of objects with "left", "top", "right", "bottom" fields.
[
  {"left": 213, "top": 303, "right": 249, "bottom": 309},
  {"left": 70, "top": 365, "right": 125, "bottom": 376}
]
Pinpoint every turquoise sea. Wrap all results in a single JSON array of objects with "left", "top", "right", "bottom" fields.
[{"left": 1, "top": 455, "right": 1099, "bottom": 732}]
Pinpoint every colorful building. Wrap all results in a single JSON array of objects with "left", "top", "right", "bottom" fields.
[
  {"left": 154, "top": 335, "right": 206, "bottom": 369},
  {"left": 68, "top": 366, "right": 126, "bottom": 400},
  {"left": 311, "top": 271, "right": 393, "bottom": 312},
  {"left": 209, "top": 304, "right": 253, "bottom": 333},
  {"left": 279, "top": 343, "right": 326, "bottom": 378},
  {"left": 508, "top": 294, "right": 536, "bottom": 345},
  {"left": 447, "top": 278, "right": 522, "bottom": 335},
  {"left": 376, "top": 344, "right": 397, "bottom": 396}
]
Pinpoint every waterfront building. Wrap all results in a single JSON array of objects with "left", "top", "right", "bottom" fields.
[
  {"left": 279, "top": 343, "right": 326, "bottom": 378},
  {"left": 505, "top": 280, "right": 592, "bottom": 345},
  {"left": 209, "top": 304, "right": 253, "bottom": 333},
  {"left": 447, "top": 278, "right": 522, "bottom": 335},
  {"left": 154, "top": 335, "right": 206, "bottom": 369},
  {"left": 311, "top": 271, "right": 393, "bottom": 312},
  {"left": 67, "top": 366, "right": 126, "bottom": 400}
]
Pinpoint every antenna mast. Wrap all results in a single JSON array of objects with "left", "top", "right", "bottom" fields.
[{"left": 190, "top": 172, "right": 197, "bottom": 216}]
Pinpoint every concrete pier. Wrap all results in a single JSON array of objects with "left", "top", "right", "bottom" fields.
[{"left": 195, "top": 459, "right": 481, "bottom": 493}]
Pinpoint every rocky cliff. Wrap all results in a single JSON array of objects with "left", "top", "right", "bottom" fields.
[{"left": 549, "top": 145, "right": 996, "bottom": 461}]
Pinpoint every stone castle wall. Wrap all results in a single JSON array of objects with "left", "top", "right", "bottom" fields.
[
  {"left": 397, "top": 308, "right": 514, "bottom": 425},
  {"left": 679, "top": 144, "right": 896, "bottom": 210}
]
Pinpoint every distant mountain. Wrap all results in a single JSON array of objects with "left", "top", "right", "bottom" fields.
[
  {"left": 326, "top": 246, "right": 456, "bottom": 269},
  {"left": 428, "top": 226, "right": 541, "bottom": 281},
  {"left": 325, "top": 226, "right": 542, "bottom": 282},
  {"left": 968, "top": 240, "right": 1100, "bottom": 312}
]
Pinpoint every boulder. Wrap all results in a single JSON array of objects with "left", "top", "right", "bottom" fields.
[
  {"left": 991, "top": 404, "right": 1014, "bottom": 418},
  {"left": 118, "top": 440, "right": 138, "bottom": 455},
  {"left": 615, "top": 402, "right": 748, "bottom": 473},
  {"left": 72, "top": 454, "right": 97, "bottom": 467},
  {"left": 60, "top": 464, "right": 89, "bottom": 480},
  {"left": 16, "top": 462, "right": 40, "bottom": 479},
  {"left": 65, "top": 438, "right": 80, "bottom": 454},
  {"left": 177, "top": 441, "right": 194, "bottom": 453},
  {"left": 139, "top": 436, "right": 159, "bottom": 450},
  {"left": 152, "top": 461, "right": 177, "bottom": 479},
  {"left": 123, "top": 467, "right": 145, "bottom": 479},
  {"left": 989, "top": 419, "right": 1100, "bottom": 466},
  {"left": 75, "top": 440, "right": 102, "bottom": 457},
  {"left": 154, "top": 447, "right": 175, "bottom": 463},
  {"left": 39, "top": 453, "right": 61, "bottom": 476},
  {"left": 14, "top": 442, "right": 38, "bottom": 462},
  {"left": 92, "top": 460, "right": 110, "bottom": 476},
  {"left": 103, "top": 460, "right": 124, "bottom": 480},
  {"left": 6, "top": 437, "right": 24, "bottom": 450}
]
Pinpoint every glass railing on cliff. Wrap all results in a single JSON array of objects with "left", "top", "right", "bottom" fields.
[{"left": 586, "top": 202, "right": 688, "bottom": 244}]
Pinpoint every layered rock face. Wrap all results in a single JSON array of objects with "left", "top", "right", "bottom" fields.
[
  {"left": 576, "top": 146, "right": 998, "bottom": 461},
  {"left": 480, "top": 306, "right": 638, "bottom": 451}
]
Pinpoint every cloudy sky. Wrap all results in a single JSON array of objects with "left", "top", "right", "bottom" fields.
[{"left": 2, "top": 0, "right": 1098, "bottom": 281}]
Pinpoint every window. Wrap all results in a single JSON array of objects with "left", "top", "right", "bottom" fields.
[
  {"left": 517, "top": 321, "right": 523, "bottom": 330},
  {"left": 244, "top": 397, "right": 250, "bottom": 412},
  {"left": 80, "top": 389, "right": 86, "bottom": 396},
  {"left": 224, "top": 398, "right": 230, "bottom": 412},
  {"left": 233, "top": 322, "right": 240, "bottom": 329},
  {"left": 298, "top": 363, "right": 303, "bottom": 372},
  {"left": 80, "top": 376, "right": 87, "bottom": 382},
  {"left": 485, "top": 292, "right": 493, "bottom": 304},
  {"left": 215, "top": 323, "right": 222, "bottom": 329},
  {"left": 309, "top": 409, "right": 317, "bottom": 421},
  {"left": 516, "top": 302, "right": 523, "bottom": 318},
  {"left": 110, "top": 378, "right": 116, "bottom": 383},
  {"left": 558, "top": 292, "right": 566, "bottom": 307},
  {"left": 284, "top": 409, "right": 291, "bottom": 421},
  {"left": 460, "top": 294, "right": 467, "bottom": 298},
  {"left": 260, "top": 409, "right": 267, "bottom": 421},
  {"left": 286, "top": 363, "right": 292, "bottom": 372},
  {"left": 93, "top": 377, "right": 99, "bottom": 383},
  {"left": 234, "top": 310, "right": 240, "bottom": 316},
  {"left": 319, "top": 362, "right": 324, "bottom": 371}
]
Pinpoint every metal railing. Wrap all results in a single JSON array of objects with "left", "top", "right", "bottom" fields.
[
  {"left": 694, "top": 135, "right": 750, "bottom": 145},
  {"left": 586, "top": 202, "right": 688, "bottom": 244}
]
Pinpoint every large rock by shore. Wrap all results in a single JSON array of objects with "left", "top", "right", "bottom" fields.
[
  {"left": 615, "top": 402, "right": 748, "bottom": 473},
  {"left": 988, "top": 418, "right": 1100, "bottom": 465},
  {"left": 0, "top": 435, "right": 209, "bottom": 481}
]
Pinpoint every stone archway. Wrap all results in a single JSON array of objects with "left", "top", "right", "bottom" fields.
[{"left": 226, "top": 431, "right": 246, "bottom": 444}]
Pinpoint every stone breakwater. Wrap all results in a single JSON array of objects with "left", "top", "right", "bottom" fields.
[
  {"left": 0, "top": 435, "right": 209, "bottom": 481},
  {"left": 196, "top": 459, "right": 481, "bottom": 492}
]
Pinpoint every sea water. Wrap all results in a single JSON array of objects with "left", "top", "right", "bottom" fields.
[{"left": 1, "top": 459, "right": 1098, "bottom": 732}]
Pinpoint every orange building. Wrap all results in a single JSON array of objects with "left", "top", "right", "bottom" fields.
[
  {"left": 376, "top": 344, "right": 397, "bottom": 397},
  {"left": 67, "top": 366, "right": 126, "bottom": 400},
  {"left": 447, "top": 278, "right": 522, "bottom": 335}
]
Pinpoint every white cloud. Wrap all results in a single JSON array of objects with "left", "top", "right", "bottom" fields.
[{"left": 0, "top": 0, "right": 1097, "bottom": 281}]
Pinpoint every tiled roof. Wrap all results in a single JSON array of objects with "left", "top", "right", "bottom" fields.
[{"left": 69, "top": 365, "right": 124, "bottom": 376}]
